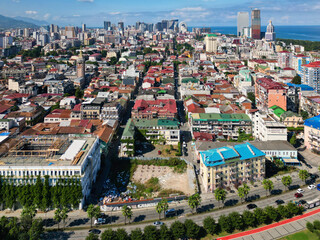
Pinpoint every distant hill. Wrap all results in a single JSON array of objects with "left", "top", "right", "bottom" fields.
[
  {"left": 0, "top": 14, "right": 38, "bottom": 30},
  {"left": 14, "top": 17, "right": 48, "bottom": 27}
]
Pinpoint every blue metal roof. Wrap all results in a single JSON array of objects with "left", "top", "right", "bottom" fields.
[
  {"left": 200, "top": 143, "right": 265, "bottom": 167},
  {"left": 304, "top": 115, "right": 320, "bottom": 130},
  {"left": 286, "top": 83, "right": 314, "bottom": 91}
]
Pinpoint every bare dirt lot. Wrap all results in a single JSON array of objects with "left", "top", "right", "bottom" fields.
[{"left": 132, "top": 164, "right": 195, "bottom": 195}]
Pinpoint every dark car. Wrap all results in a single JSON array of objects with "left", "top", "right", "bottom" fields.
[
  {"left": 246, "top": 204, "right": 257, "bottom": 210},
  {"left": 295, "top": 193, "right": 303, "bottom": 198},
  {"left": 89, "top": 229, "right": 101, "bottom": 234},
  {"left": 275, "top": 199, "right": 284, "bottom": 205}
]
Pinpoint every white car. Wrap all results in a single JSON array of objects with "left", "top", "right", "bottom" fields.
[
  {"left": 94, "top": 218, "right": 106, "bottom": 225},
  {"left": 308, "top": 185, "right": 316, "bottom": 190},
  {"left": 297, "top": 188, "right": 304, "bottom": 193}
]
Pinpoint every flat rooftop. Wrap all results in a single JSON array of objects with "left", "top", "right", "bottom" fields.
[{"left": 0, "top": 136, "right": 96, "bottom": 167}]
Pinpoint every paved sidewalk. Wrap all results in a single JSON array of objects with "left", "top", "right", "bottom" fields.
[{"left": 217, "top": 208, "right": 320, "bottom": 240}]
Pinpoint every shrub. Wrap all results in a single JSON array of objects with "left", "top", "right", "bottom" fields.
[
  {"left": 307, "top": 222, "right": 315, "bottom": 233},
  {"left": 313, "top": 220, "right": 320, "bottom": 230}
]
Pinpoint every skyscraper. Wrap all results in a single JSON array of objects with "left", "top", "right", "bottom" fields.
[
  {"left": 237, "top": 12, "right": 249, "bottom": 37},
  {"left": 118, "top": 22, "right": 124, "bottom": 31},
  {"left": 77, "top": 50, "right": 85, "bottom": 79},
  {"left": 82, "top": 24, "right": 86, "bottom": 32},
  {"left": 104, "top": 21, "right": 111, "bottom": 30},
  {"left": 251, "top": 9, "right": 261, "bottom": 39},
  {"left": 265, "top": 20, "right": 276, "bottom": 41}
]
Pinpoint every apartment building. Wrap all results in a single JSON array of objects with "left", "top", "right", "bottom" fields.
[
  {"left": 190, "top": 113, "right": 252, "bottom": 140},
  {"left": 255, "top": 77, "right": 287, "bottom": 111},
  {"left": 304, "top": 115, "right": 320, "bottom": 152},
  {"left": 132, "top": 99, "right": 177, "bottom": 119},
  {"left": 301, "top": 61, "right": 320, "bottom": 94},
  {"left": 199, "top": 142, "right": 265, "bottom": 192}
]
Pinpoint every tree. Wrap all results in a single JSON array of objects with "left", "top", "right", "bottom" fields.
[
  {"left": 301, "top": 110, "right": 309, "bottom": 120},
  {"left": 122, "top": 205, "right": 132, "bottom": 225},
  {"left": 159, "top": 225, "right": 173, "bottom": 240},
  {"left": 243, "top": 183, "right": 250, "bottom": 202},
  {"left": 54, "top": 208, "right": 62, "bottom": 230},
  {"left": 86, "top": 233, "right": 99, "bottom": 240},
  {"left": 247, "top": 92, "right": 256, "bottom": 105},
  {"left": 214, "top": 188, "right": 227, "bottom": 208},
  {"left": 292, "top": 75, "right": 301, "bottom": 84},
  {"left": 156, "top": 201, "right": 163, "bottom": 220},
  {"left": 188, "top": 193, "right": 201, "bottom": 214},
  {"left": 170, "top": 221, "right": 185, "bottom": 239},
  {"left": 203, "top": 216, "right": 218, "bottom": 235},
  {"left": 184, "top": 219, "right": 201, "bottom": 239},
  {"left": 264, "top": 206, "right": 279, "bottom": 222},
  {"left": 75, "top": 87, "right": 84, "bottom": 99},
  {"left": 262, "top": 179, "right": 274, "bottom": 196},
  {"left": 161, "top": 199, "right": 169, "bottom": 219},
  {"left": 313, "top": 220, "right": 320, "bottom": 230},
  {"left": 144, "top": 225, "right": 159, "bottom": 240},
  {"left": 277, "top": 205, "right": 290, "bottom": 219},
  {"left": 116, "top": 228, "right": 129, "bottom": 240},
  {"left": 28, "top": 219, "right": 44, "bottom": 240},
  {"left": 242, "top": 210, "right": 256, "bottom": 227},
  {"left": 101, "top": 229, "right": 116, "bottom": 240},
  {"left": 290, "top": 133, "right": 297, "bottom": 146},
  {"left": 87, "top": 204, "right": 100, "bottom": 228},
  {"left": 130, "top": 228, "right": 144, "bottom": 240},
  {"left": 238, "top": 187, "right": 245, "bottom": 203},
  {"left": 61, "top": 207, "right": 69, "bottom": 229},
  {"left": 41, "top": 175, "right": 51, "bottom": 211},
  {"left": 219, "top": 215, "right": 234, "bottom": 233},
  {"left": 281, "top": 176, "right": 292, "bottom": 191},
  {"left": 229, "top": 212, "right": 245, "bottom": 230},
  {"left": 299, "top": 170, "right": 309, "bottom": 184},
  {"left": 306, "top": 222, "right": 315, "bottom": 233},
  {"left": 254, "top": 208, "right": 268, "bottom": 225}
]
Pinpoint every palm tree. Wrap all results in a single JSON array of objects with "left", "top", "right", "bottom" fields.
[
  {"left": 262, "top": 179, "right": 274, "bottom": 196},
  {"left": 243, "top": 183, "right": 250, "bottom": 201},
  {"left": 87, "top": 204, "right": 95, "bottom": 228},
  {"left": 161, "top": 199, "right": 169, "bottom": 219},
  {"left": 122, "top": 205, "right": 132, "bottom": 225},
  {"left": 238, "top": 187, "right": 245, "bottom": 203},
  {"left": 298, "top": 170, "right": 309, "bottom": 185},
  {"left": 156, "top": 201, "right": 163, "bottom": 220},
  {"left": 188, "top": 193, "right": 201, "bottom": 214},
  {"left": 281, "top": 176, "right": 292, "bottom": 191},
  {"left": 214, "top": 188, "right": 227, "bottom": 208}
]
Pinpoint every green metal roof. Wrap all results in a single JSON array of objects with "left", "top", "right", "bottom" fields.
[
  {"left": 207, "top": 34, "right": 218, "bottom": 37},
  {"left": 122, "top": 119, "right": 135, "bottom": 138},
  {"left": 133, "top": 119, "right": 179, "bottom": 128},
  {"left": 194, "top": 113, "right": 251, "bottom": 122}
]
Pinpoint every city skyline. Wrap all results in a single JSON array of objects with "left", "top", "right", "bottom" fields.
[{"left": 2, "top": 0, "right": 320, "bottom": 27}]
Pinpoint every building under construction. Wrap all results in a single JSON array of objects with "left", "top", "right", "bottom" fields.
[{"left": 0, "top": 135, "right": 101, "bottom": 208}]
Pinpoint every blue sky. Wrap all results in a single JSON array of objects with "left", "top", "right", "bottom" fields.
[{"left": 2, "top": 0, "right": 320, "bottom": 27}]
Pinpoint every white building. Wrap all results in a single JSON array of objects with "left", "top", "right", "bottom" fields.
[
  {"left": 0, "top": 136, "right": 101, "bottom": 208},
  {"left": 301, "top": 61, "right": 320, "bottom": 94},
  {"left": 265, "top": 20, "right": 276, "bottom": 41},
  {"left": 251, "top": 111, "right": 287, "bottom": 141},
  {"left": 204, "top": 34, "right": 218, "bottom": 53}
]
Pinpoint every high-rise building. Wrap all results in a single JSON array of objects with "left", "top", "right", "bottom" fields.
[
  {"left": 135, "top": 22, "right": 141, "bottom": 30},
  {"left": 237, "top": 12, "right": 249, "bottom": 37},
  {"left": 118, "top": 22, "right": 124, "bottom": 31},
  {"left": 251, "top": 9, "right": 261, "bottom": 39},
  {"left": 104, "top": 21, "right": 111, "bottom": 30},
  {"left": 278, "top": 51, "right": 293, "bottom": 69},
  {"left": 265, "top": 20, "right": 276, "bottom": 41},
  {"left": 82, "top": 24, "right": 86, "bottom": 32},
  {"left": 301, "top": 61, "right": 320, "bottom": 94},
  {"left": 77, "top": 50, "right": 85, "bottom": 79},
  {"left": 292, "top": 54, "right": 311, "bottom": 76},
  {"left": 65, "top": 26, "right": 76, "bottom": 38},
  {"left": 204, "top": 34, "right": 218, "bottom": 53}
]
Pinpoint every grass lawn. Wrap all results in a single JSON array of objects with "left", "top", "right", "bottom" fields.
[{"left": 280, "top": 229, "right": 319, "bottom": 240}]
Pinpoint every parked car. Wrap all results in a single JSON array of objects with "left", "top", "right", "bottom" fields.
[
  {"left": 246, "top": 204, "right": 257, "bottom": 210},
  {"left": 165, "top": 208, "right": 176, "bottom": 217},
  {"left": 153, "top": 221, "right": 164, "bottom": 226},
  {"left": 294, "top": 193, "right": 303, "bottom": 198},
  {"left": 275, "top": 199, "right": 284, "bottom": 205},
  {"left": 94, "top": 218, "right": 106, "bottom": 225},
  {"left": 88, "top": 229, "right": 101, "bottom": 234},
  {"left": 308, "top": 185, "right": 316, "bottom": 190},
  {"left": 297, "top": 189, "right": 304, "bottom": 193}
]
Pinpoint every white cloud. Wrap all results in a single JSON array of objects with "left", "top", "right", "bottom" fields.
[
  {"left": 43, "top": 13, "right": 50, "bottom": 19},
  {"left": 109, "top": 12, "right": 121, "bottom": 15},
  {"left": 25, "top": 10, "right": 37, "bottom": 15},
  {"left": 11, "top": 0, "right": 20, "bottom": 2},
  {"left": 77, "top": 0, "right": 94, "bottom": 2},
  {"left": 73, "top": 14, "right": 80, "bottom": 17}
]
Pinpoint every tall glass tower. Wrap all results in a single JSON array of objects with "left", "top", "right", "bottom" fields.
[
  {"left": 251, "top": 9, "right": 261, "bottom": 39},
  {"left": 237, "top": 12, "right": 249, "bottom": 37}
]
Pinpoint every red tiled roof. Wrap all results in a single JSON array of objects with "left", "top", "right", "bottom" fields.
[{"left": 302, "top": 61, "right": 320, "bottom": 68}]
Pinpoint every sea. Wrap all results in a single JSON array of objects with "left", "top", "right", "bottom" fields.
[{"left": 188, "top": 25, "right": 320, "bottom": 41}]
